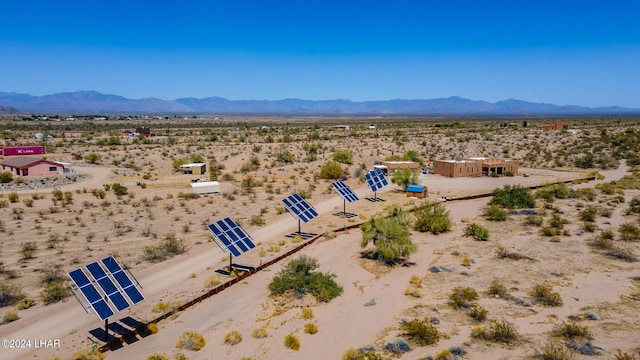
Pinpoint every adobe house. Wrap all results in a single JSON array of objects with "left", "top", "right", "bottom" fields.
[
  {"left": 378, "top": 161, "right": 420, "bottom": 175},
  {"left": 536, "top": 122, "right": 569, "bottom": 131},
  {"left": 432, "top": 157, "right": 518, "bottom": 178},
  {"left": 180, "top": 163, "right": 206, "bottom": 175},
  {"left": 1, "top": 157, "right": 70, "bottom": 177},
  {"left": 136, "top": 126, "right": 152, "bottom": 137}
]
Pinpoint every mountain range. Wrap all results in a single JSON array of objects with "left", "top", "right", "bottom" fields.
[{"left": 0, "top": 91, "right": 637, "bottom": 116}]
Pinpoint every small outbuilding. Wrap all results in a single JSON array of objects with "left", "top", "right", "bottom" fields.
[
  {"left": 180, "top": 163, "right": 206, "bottom": 175},
  {"left": 190, "top": 181, "right": 220, "bottom": 194},
  {"left": 406, "top": 184, "right": 428, "bottom": 198}
]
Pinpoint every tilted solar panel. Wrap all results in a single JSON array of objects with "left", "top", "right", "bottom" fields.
[
  {"left": 207, "top": 217, "right": 256, "bottom": 257},
  {"left": 101, "top": 256, "right": 145, "bottom": 304},
  {"left": 86, "top": 262, "right": 130, "bottom": 312},
  {"left": 375, "top": 168, "right": 389, "bottom": 186},
  {"left": 332, "top": 181, "right": 359, "bottom": 202},
  {"left": 366, "top": 169, "right": 389, "bottom": 192},
  {"left": 68, "top": 268, "right": 115, "bottom": 320},
  {"left": 282, "top": 194, "right": 319, "bottom": 223}
]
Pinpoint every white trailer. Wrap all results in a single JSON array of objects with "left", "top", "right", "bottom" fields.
[{"left": 190, "top": 181, "right": 220, "bottom": 194}]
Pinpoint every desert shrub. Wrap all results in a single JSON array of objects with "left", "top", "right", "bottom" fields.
[
  {"left": 41, "top": 280, "right": 71, "bottom": 304},
  {"left": 301, "top": 307, "right": 314, "bottom": 319},
  {"left": 525, "top": 215, "right": 543, "bottom": 226},
  {"left": 487, "top": 279, "right": 509, "bottom": 298},
  {"left": 72, "top": 346, "right": 105, "bottom": 360},
  {"left": 204, "top": 275, "right": 222, "bottom": 288},
  {"left": 16, "top": 297, "right": 36, "bottom": 309},
  {"left": 434, "top": 349, "right": 453, "bottom": 360},
  {"left": 20, "top": 242, "right": 38, "bottom": 260},
  {"left": 589, "top": 231, "right": 615, "bottom": 250},
  {"left": 385, "top": 338, "right": 411, "bottom": 354},
  {"left": 143, "top": 233, "right": 188, "bottom": 262},
  {"left": 449, "top": 286, "right": 479, "bottom": 308},
  {"left": 468, "top": 304, "right": 488, "bottom": 322},
  {"left": 583, "top": 222, "right": 597, "bottom": 233},
  {"left": 553, "top": 323, "right": 593, "bottom": 340},
  {"left": 40, "top": 262, "right": 65, "bottom": 284},
  {"left": 579, "top": 207, "right": 597, "bottom": 222},
  {"left": 333, "top": 149, "right": 354, "bottom": 164},
  {"left": 252, "top": 327, "right": 269, "bottom": 339},
  {"left": 410, "top": 275, "right": 423, "bottom": 287},
  {"left": 268, "top": 255, "right": 343, "bottom": 302},
  {"left": 404, "top": 286, "right": 423, "bottom": 298},
  {"left": 0, "top": 171, "right": 13, "bottom": 183},
  {"left": 473, "top": 320, "right": 518, "bottom": 343},
  {"left": 619, "top": 222, "right": 640, "bottom": 241},
  {"left": 361, "top": 215, "right": 417, "bottom": 264},
  {"left": 111, "top": 183, "right": 128, "bottom": 197},
  {"left": 342, "top": 348, "right": 384, "bottom": 360},
  {"left": 400, "top": 318, "right": 440, "bottom": 345},
  {"left": 224, "top": 330, "right": 242, "bottom": 345},
  {"left": 483, "top": 205, "right": 507, "bottom": 221},
  {"left": 320, "top": 160, "right": 344, "bottom": 179},
  {"left": 147, "top": 322, "right": 159, "bottom": 334},
  {"left": 539, "top": 341, "right": 574, "bottom": 360},
  {"left": 496, "top": 246, "right": 522, "bottom": 260},
  {"left": 464, "top": 223, "right": 490, "bottom": 240},
  {"left": 530, "top": 284, "right": 563, "bottom": 306},
  {"left": 490, "top": 185, "right": 535, "bottom": 209},
  {"left": 284, "top": 333, "right": 300, "bottom": 350},
  {"left": 146, "top": 354, "right": 168, "bottom": 360},
  {"left": 605, "top": 246, "right": 638, "bottom": 262},
  {"left": 8, "top": 192, "right": 19, "bottom": 203},
  {"left": 413, "top": 201, "right": 452, "bottom": 234},
  {"left": 0, "top": 281, "right": 26, "bottom": 306},
  {"left": 152, "top": 301, "right": 181, "bottom": 313},
  {"left": 4, "top": 310, "right": 19, "bottom": 323},
  {"left": 176, "top": 331, "right": 206, "bottom": 351},
  {"left": 304, "top": 323, "right": 318, "bottom": 334},
  {"left": 84, "top": 153, "right": 102, "bottom": 164}
]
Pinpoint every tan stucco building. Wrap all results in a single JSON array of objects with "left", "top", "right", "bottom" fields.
[{"left": 432, "top": 157, "right": 518, "bottom": 178}]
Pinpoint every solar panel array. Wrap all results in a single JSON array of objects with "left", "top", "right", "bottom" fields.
[
  {"left": 207, "top": 217, "right": 256, "bottom": 257},
  {"left": 332, "top": 181, "right": 359, "bottom": 202},
  {"left": 68, "top": 256, "right": 144, "bottom": 321},
  {"left": 282, "top": 193, "right": 319, "bottom": 223},
  {"left": 365, "top": 168, "right": 389, "bottom": 192}
]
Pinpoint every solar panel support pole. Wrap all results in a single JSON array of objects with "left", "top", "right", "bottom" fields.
[
  {"left": 343, "top": 198, "right": 346, "bottom": 215},
  {"left": 229, "top": 254, "right": 233, "bottom": 275},
  {"left": 105, "top": 319, "right": 109, "bottom": 342},
  {"left": 298, "top": 219, "right": 301, "bottom": 235}
]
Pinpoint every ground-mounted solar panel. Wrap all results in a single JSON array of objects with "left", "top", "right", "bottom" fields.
[
  {"left": 207, "top": 217, "right": 256, "bottom": 257},
  {"left": 68, "top": 268, "right": 115, "bottom": 321},
  {"left": 86, "top": 262, "right": 130, "bottom": 312},
  {"left": 101, "top": 256, "right": 145, "bottom": 304},
  {"left": 365, "top": 168, "right": 389, "bottom": 192},
  {"left": 332, "top": 181, "right": 359, "bottom": 202},
  {"left": 282, "top": 193, "right": 319, "bottom": 223}
]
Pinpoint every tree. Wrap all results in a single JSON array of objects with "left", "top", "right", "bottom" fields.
[
  {"left": 391, "top": 168, "right": 419, "bottom": 191},
  {"left": 402, "top": 150, "right": 424, "bottom": 166},
  {"left": 489, "top": 185, "right": 535, "bottom": 209},
  {"left": 320, "top": 161, "right": 344, "bottom": 179},
  {"left": 83, "top": 153, "right": 101, "bottom": 164},
  {"left": 360, "top": 215, "right": 416, "bottom": 264},
  {"left": 268, "top": 255, "right": 343, "bottom": 302}
]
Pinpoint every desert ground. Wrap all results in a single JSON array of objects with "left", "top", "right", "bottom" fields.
[{"left": 0, "top": 116, "right": 639, "bottom": 360}]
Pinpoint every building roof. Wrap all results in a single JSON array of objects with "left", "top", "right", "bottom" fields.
[
  {"left": 406, "top": 184, "right": 425, "bottom": 193},
  {"left": 180, "top": 163, "right": 206, "bottom": 168},
  {"left": 1, "top": 156, "right": 45, "bottom": 168}
]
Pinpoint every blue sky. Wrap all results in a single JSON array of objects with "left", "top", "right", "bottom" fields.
[{"left": 2, "top": 1, "right": 639, "bottom": 107}]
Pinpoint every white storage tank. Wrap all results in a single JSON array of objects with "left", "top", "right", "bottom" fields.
[{"left": 190, "top": 181, "right": 220, "bottom": 194}]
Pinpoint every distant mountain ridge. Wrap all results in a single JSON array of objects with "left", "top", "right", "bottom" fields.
[{"left": 0, "top": 91, "right": 637, "bottom": 115}]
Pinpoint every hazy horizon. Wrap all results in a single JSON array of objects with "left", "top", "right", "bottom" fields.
[{"left": 2, "top": 1, "right": 639, "bottom": 108}]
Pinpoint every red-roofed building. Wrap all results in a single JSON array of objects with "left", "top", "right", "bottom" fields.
[{"left": 0, "top": 157, "right": 70, "bottom": 177}]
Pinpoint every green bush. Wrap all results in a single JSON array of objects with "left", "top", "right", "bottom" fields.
[
  {"left": 16, "top": 297, "right": 36, "bottom": 310},
  {"left": 224, "top": 330, "right": 242, "bottom": 345},
  {"left": 4, "top": 310, "right": 19, "bottom": 323},
  {"left": 619, "top": 222, "right": 640, "bottom": 241},
  {"left": 400, "top": 318, "right": 440, "bottom": 345},
  {"left": 333, "top": 149, "right": 354, "bottom": 164},
  {"left": 146, "top": 355, "right": 168, "bottom": 360},
  {"left": 319, "top": 160, "right": 344, "bottom": 179},
  {"left": 483, "top": 205, "right": 507, "bottom": 221},
  {"left": 41, "top": 280, "right": 71, "bottom": 304},
  {"left": 143, "top": 233, "right": 188, "bottom": 262},
  {"left": 252, "top": 327, "right": 269, "bottom": 339},
  {"left": 176, "top": 331, "right": 206, "bottom": 351},
  {"left": 8, "top": 192, "right": 19, "bottom": 203},
  {"left": 464, "top": 223, "right": 490, "bottom": 240},
  {"left": 304, "top": 323, "right": 318, "bottom": 334},
  {"left": 468, "top": 304, "right": 488, "bottom": 322},
  {"left": 486, "top": 279, "right": 509, "bottom": 298},
  {"left": 391, "top": 168, "right": 419, "bottom": 191},
  {"left": 489, "top": 185, "right": 535, "bottom": 209},
  {"left": 473, "top": 320, "right": 518, "bottom": 343},
  {"left": 342, "top": 348, "right": 384, "bottom": 360},
  {"left": 413, "top": 201, "right": 452, "bottom": 234},
  {"left": 0, "top": 171, "right": 13, "bottom": 183},
  {"left": 539, "top": 342, "right": 574, "bottom": 360},
  {"left": 361, "top": 215, "right": 416, "bottom": 264},
  {"left": 553, "top": 323, "right": 593, "bottom": 340},
  {"left": 268, "top": 255, "right": 343, "bottom": 302}
]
